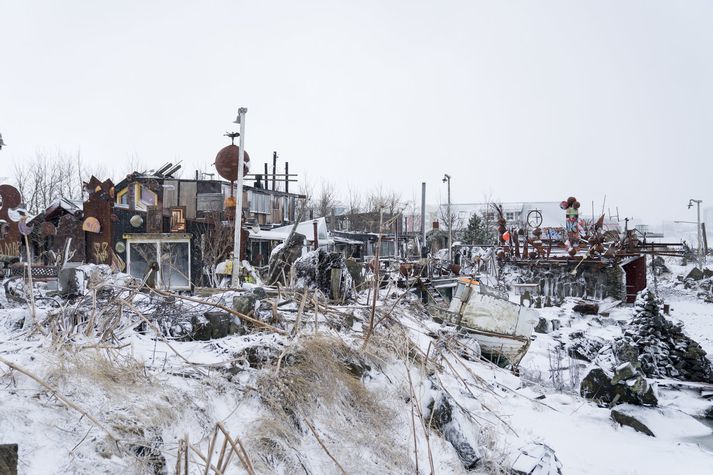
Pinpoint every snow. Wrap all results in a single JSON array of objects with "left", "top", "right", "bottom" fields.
[{"left": 2, "top": 259, "right": 713, "bottom": 474}]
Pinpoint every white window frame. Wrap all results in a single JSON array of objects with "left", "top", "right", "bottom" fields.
[{"left": 126, "top": 235, "right": 192, "bottom": 290}]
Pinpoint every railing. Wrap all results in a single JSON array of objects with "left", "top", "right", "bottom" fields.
[{"left": 10, "top": 265, "right": 60, "bottom": 279}]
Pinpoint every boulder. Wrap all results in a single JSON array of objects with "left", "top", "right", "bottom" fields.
[
  {"left": 686, "top": 267, "right": 705, "bottom": 281},
  {"left": 427, "top": 394, "right": 481, "bottom": 470},
  {"left": 580, "top": 367, "right": 658, "bottom": 407},
  {"left": 573, "top": 302, "right": 599, "bottom": 315},
  {"left": 610, "top": 407, "right": 655, "bottom": 436},
  {"left": 611, "top": 404, "right": 712, "bottom": 439},
  {"left": 233, "top": 293, "right": 258, "bottom": 315},
  {"left": 251, "top": 286, "right": 267, "bottom": 300},
  {"left": 534, "top": 317, "right": 550, "bottom": 334},
  {"left": 191, "top": 311, "right": 241, "bottom": 341},
  {"left": 611, "top": 362, "right": 637, "bottom": 384},
  {"left": 0, "top": 444, "right": 17, "bottom": 475}
]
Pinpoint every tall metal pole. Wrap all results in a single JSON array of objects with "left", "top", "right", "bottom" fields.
[
  {"left": 697, "top": 200, "right": 703, "bottom": 268},
  {"left": 689, "top": 199, "right": 703, "bottom": 269},
  {"left": 232, "top": 107, "right": 248, "bottom": 287},
  {"left": 421, "top": 182, "right": 426, "bottom": 256},
  {"left": 448, "top": 179, "right": 452, "bottom": 262},
  {"left": 443, "top": 174, "right": 452, "bottom": 262}
]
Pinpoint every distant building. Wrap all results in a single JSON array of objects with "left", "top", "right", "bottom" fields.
[{"left": 442, "top": 201, "right": 564, "bottom": 230}]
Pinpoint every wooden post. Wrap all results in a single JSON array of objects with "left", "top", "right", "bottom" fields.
[
  {"left": 702, "top": 222, "right": 709, "bottom": 256},
  {"left": 285, "top": 162, "right": 290, "bottom": 193},
  {"left": 364, "top": 208, "right": 383, "bottom": 345},
  {"left": 23, "top": 234, "right": 36, "bottom": 330},
  {"left": 313, "top": 220, "right": 319, "bottom": 250}
]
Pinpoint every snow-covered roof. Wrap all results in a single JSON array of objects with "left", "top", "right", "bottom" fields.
[
  {"left": 333, "top": 236, "right": 363, "bottom": 245},
  {"left": 249, "top": 217, "right": 335, "bottom": 246},
  {"left": 271, "top": 217, "right": 331, "bottom": 243},
  {"left": 248, "top": 228, "right": 297, "bottom": 241}
]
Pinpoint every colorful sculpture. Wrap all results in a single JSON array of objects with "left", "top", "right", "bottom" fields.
[{"left": 561, "top": 196, "right": 581, "bottom": 256}]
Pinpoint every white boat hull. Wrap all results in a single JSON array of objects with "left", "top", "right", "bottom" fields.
[{"left": 431, "top": 279, "right": 539, "bottom": 366}]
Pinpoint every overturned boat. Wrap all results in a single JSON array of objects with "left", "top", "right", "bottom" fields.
[{"left": 430, "top": 277, "right": 539, "bottom": 367}]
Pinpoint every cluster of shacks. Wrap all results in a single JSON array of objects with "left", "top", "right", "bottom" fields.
[
  {"left": 0, "top": 152, "right": 415, "bottom": 290},
  {"left": 0, "top": 154, "right": 309, "bottom": 289},
  {"left": 1, "top": 158, "right": 677, "bottom": 301}
]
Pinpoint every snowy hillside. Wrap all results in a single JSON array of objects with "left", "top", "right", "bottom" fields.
[{"left": 1, "top": 260, "right": 713, "bottom": 474}]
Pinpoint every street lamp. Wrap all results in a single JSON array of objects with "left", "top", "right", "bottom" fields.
[
  {"left": 688, "top": 199, "right": 704, "bottom": 268},
  {"left": 231, "top": 107, "right": 248, "bottom": 287},
  {"left": 442, "top": 174, "right": 452, "bottom": 263}
]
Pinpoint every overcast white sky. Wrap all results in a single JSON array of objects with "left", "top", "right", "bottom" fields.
[{"left": 1, "top": 0, "right": 712, "bottom": 223}]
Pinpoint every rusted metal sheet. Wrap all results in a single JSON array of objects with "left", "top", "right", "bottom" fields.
[
  {"left": 146, "top": 206, "right": 163, "bottom": 233},
  {"left": 0, "top": 184, "right": 22, "bottom": 257},
  {"left": 623, "top": 256, "right": 647, "bottom": 303},
  {"left": 55, "top": 214, "right": 85, "bottom": 262},
  {"left": 83, "top": 177, "right": 115, "bottom": 265}
]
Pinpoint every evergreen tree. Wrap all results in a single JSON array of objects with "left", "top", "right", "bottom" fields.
[{"left": 462, "top": 213, "right": 493, "bottom": 245}]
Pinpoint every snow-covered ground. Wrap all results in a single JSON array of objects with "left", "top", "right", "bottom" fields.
[
  {"left": 514, "top": 257, "right": 713, "bottom": 474},
  {"left": 1, "top": 260, "right": 713, "bottom": 474}
]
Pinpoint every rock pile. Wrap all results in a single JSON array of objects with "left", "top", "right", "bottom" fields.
[
  {"left": 580, "top": 362, "right": 658, "bottom": 407},
  {"left": 677, "top": 267, "right": 713, "bottom": 303},
  {"left": 614, "top": 289, "right": 713, "bottom": 383}
]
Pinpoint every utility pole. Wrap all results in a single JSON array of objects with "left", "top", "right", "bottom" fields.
[
  {"left": 420, "top": 182, "right": 426, "bottom": 257},
  {"left": 231, "top": 107, "right": 248, "bottom": 287},
  {"left": 443, "top": 174, "right": 452, "bottom": 262},
  {"left": 689, "top": 199, "right": 703, "bottom": 268}
]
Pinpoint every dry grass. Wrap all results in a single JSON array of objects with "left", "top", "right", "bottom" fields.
[
  {"left": 46, "top": 349, "right": 185, "bottom": 449},
  {"left": 251, "top": 334, "right": 410, "bottom": 473},
  {"left": 49, "top": 349, "right": 148, "bottom": 393}
]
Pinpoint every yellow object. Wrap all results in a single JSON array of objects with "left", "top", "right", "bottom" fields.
[
  {"left": 82, "top": 217, "right": 101, "bottom": 233},
  {"left": 458, "top": 277, "right": 480, "bottom": 286}
]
